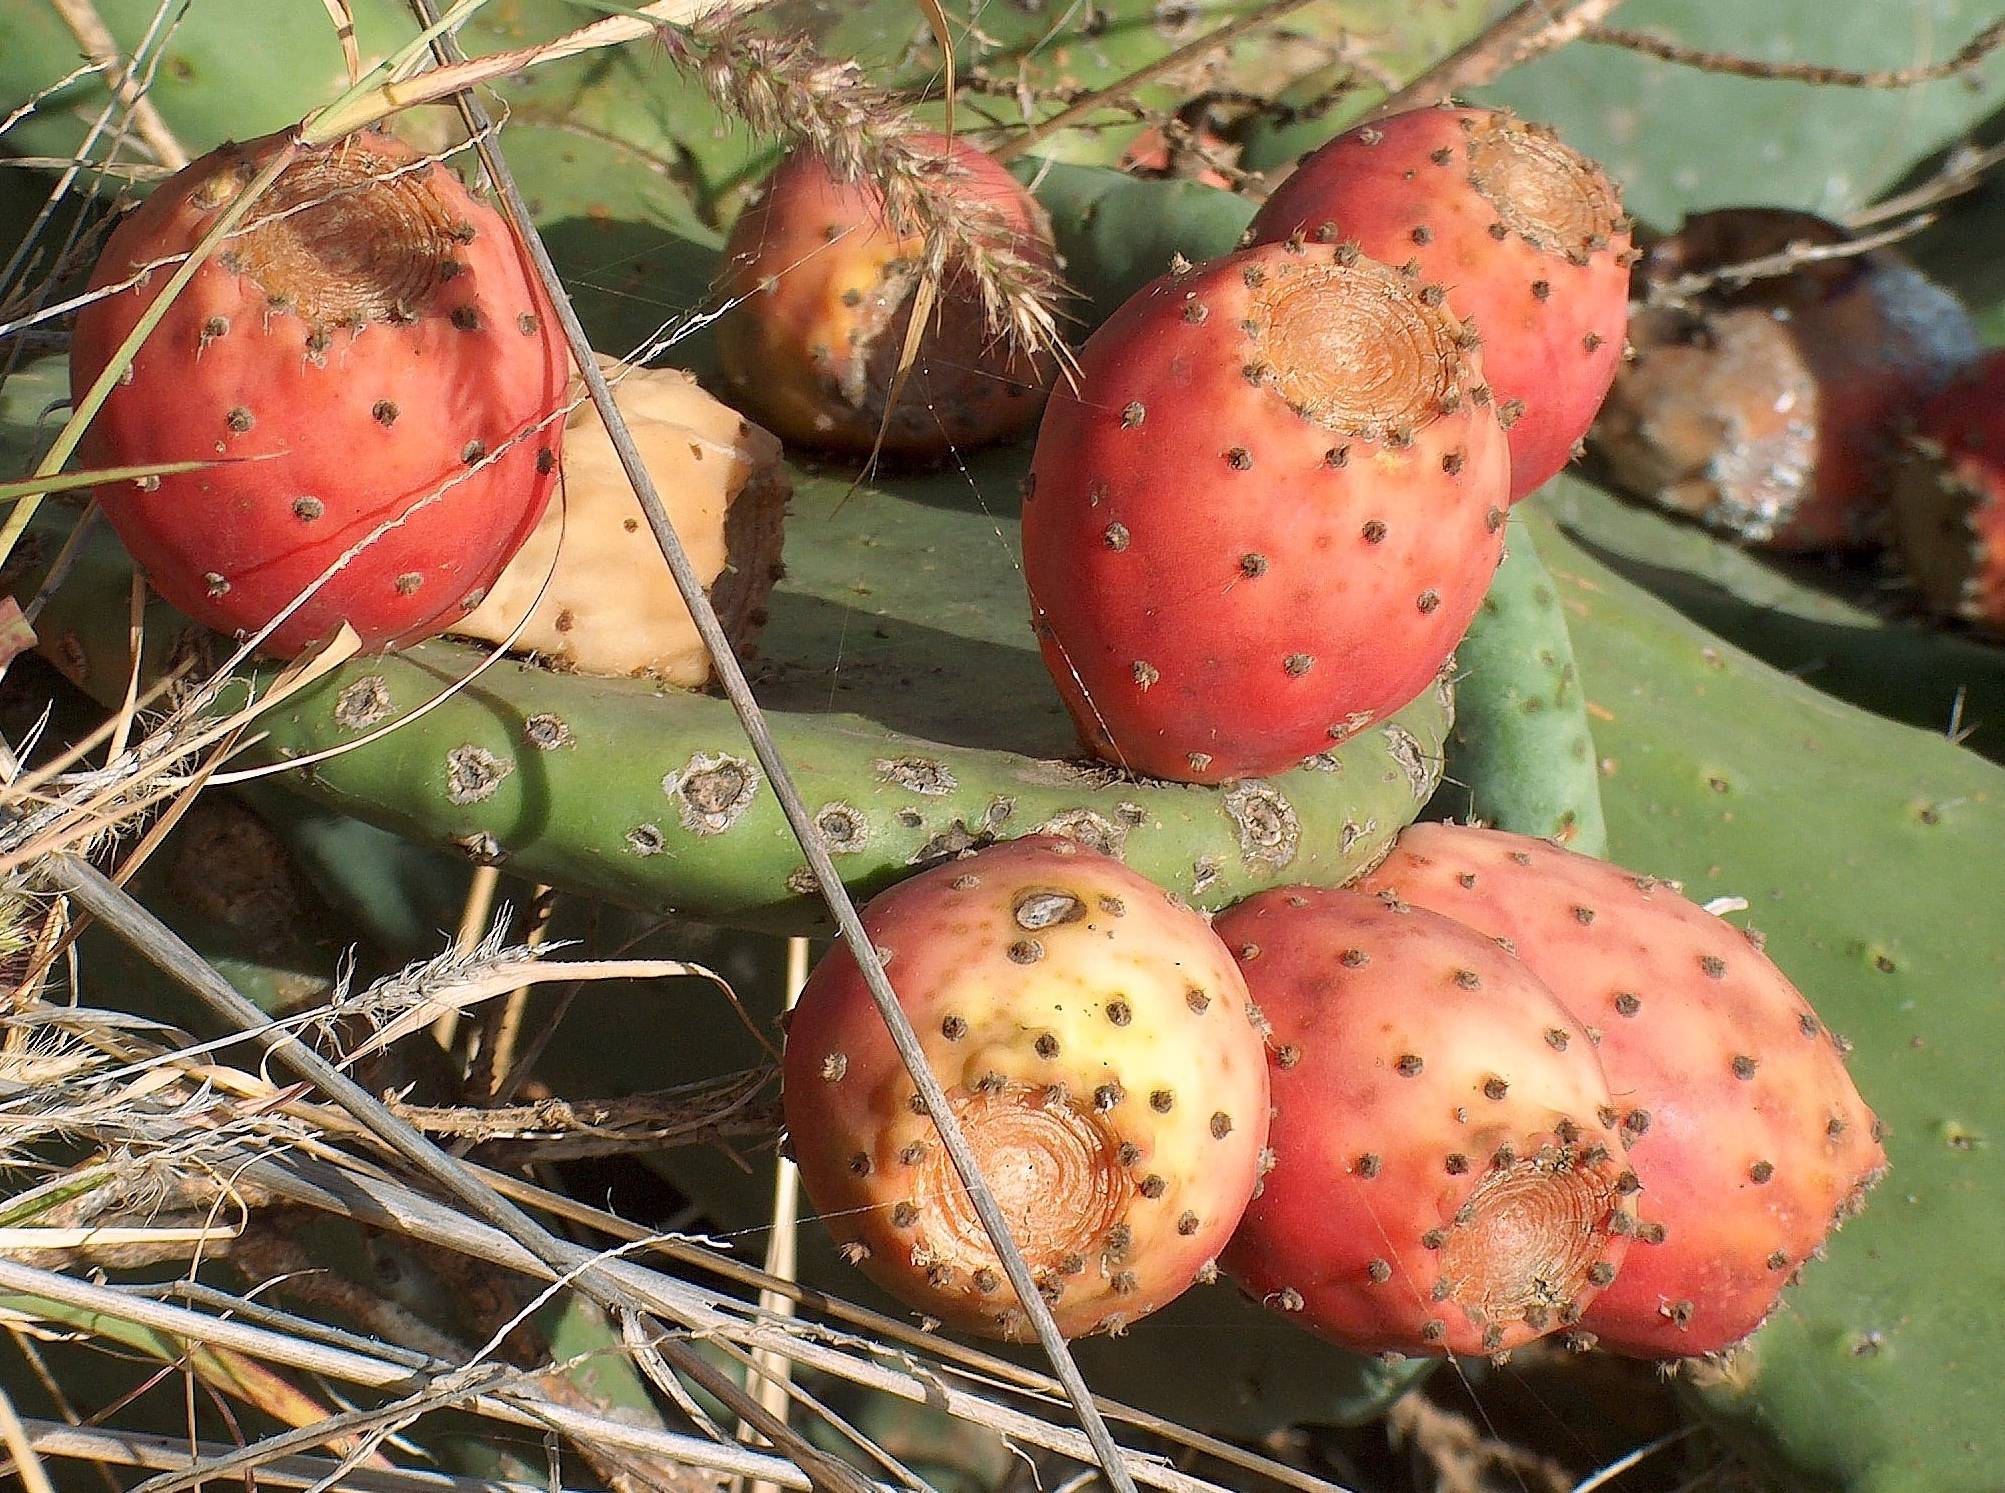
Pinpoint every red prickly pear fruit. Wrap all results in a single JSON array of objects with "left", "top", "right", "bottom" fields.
[
  {"left": 1214, "top": 888, "right": 1637, "bottom": 1359},
  {"left": 1021, "top": 242, "right": 1509, "bottom": 784},
  {"left": 716, "top": 133, "right": 1057, "bottom": 459},
  {"left": 782, "top": 835, "right": 1269, "bottom": 1340},
  {"left": 1356, "top": 824, "right": 1888, "bottom": 1358},
  {"left": 69, "top": 129, "right": 567, "bottom": 657},
  {"left": 1249, "top": 106, "right": 1630, "bottom": 502},
  {"left": 1596, "top": 208, "right": 1980, "bottom": 552},
  {"left": 1892, "top": 349, "right": 2005, "bottom": 633}
]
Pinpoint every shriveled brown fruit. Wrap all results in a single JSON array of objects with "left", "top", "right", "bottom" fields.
[
  {"left": 717, "top": 133, "right": 1058, "bottom": 459},
  {"left": 1592, "top": 207, "right": 1978, "bottom": 551},
  {"left": 1891, "top": 349, "right": 2005, "bottom": 634},
  {"left": 455, "top": 356, "right": 789, "bottom": 684}
]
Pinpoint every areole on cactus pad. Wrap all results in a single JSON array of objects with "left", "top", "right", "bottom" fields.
[{"left": 69, "top": 128, "right": 568, "bottom": 657}]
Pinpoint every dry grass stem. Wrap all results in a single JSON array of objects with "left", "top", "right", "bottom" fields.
[
  {"left": 1645, "top": 213, "right": 1938, "bottom": 307},
  {"left": 1367, "top": 0, "right": 1634, "bottom": 120},
  {"left": 47, "top": 0, "right": 190, "bottom": 169},
  {"left": 1587, "top": 15, "right": 2005, "bottom": 87}
]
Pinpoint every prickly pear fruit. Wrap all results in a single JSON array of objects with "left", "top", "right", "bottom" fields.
[
  {"left": 1021, "top": 242, "right": 1508, "bottom": 784},
  {"left": 1892, "top": 349, "right": 2005, "bottom": 633},
  {"left": 716, "top": 133, "right": 1057, "bottom": 459},
  {"left": 782, "top": 835, "right": 1269, "bottom": 1340},
  {"left": 1249, "top": 106, "right": 1630, "bottom": 502},
  {"left": 1593, "top": 208, "right": 1979, "bottom": 552},
  {"left": 1213, "top": 888, "right": 1636, "bottom": 1358},
  {"left": 69, "top": 129, "right": 567, "bottom": 656},
  {"left": 1356, "top": 824, "right": 1887, "bottom": 1357}
]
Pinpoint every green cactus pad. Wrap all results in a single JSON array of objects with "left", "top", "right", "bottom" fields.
[
  {"left": 1477, "top": 0, "right": 2005, "bottom": 228},
  {"left": 1010, "top": 163, "right": 1259, "bottom": 328},
  {"left": 1432, "top": 514, "right": 1609, "bottom": 855},
  {"left": 16, "top": 395, "right": 1450, "bottom": 935},
  {"left": 1526, "top": 497, "right": 2005, "bottom": 1493},
  {"left": 1543, "top": 476, "right": 2005, "bottom": 763}
]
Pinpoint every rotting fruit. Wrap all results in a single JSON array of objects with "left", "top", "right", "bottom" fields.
[
  {"left": 1593, "top": 207, "right": 1979, "bottom": 551},
  {"left": 716, "top": 132, "right": 1058, "bottom": 460},
  {"left": 1891, "top": 347, "right": 2005, "bottom": 634}
]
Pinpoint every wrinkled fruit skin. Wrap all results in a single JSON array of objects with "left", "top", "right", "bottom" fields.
[
  {"left": 1215, "top": 888, "right": 1635, "bottom": 1358},
  {"left": 1891, "top": 348, "right": 2005, "bottom": 633},
  {"left": 1250, "top": 106, "right": 1630, "bottom": 502},
  {"left": 1594, "top": 208, "right": 1979, "bottom": 552},
  {"left": 456, "top": 355, "right": 790, "bottom": 684},
  {"left": 70, "top": 129, "right": 566, "bottom": 656},
  {"left": 1022, "top": 242, "right": 1508, "bottom": 784},
  {"left": 1357, "top": 824, "right": 1887, "bottom": 1357},
  {"left": 717, "top": 133, "right": 1056, "bottom": 458},
  {"left": 782, "top": 835, "right": 1269, "bottom": 1340}
]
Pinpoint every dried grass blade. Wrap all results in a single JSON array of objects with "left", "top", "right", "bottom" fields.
[
  {"left": 318, "top": 0, "right": 366, "bottom": 84},
  {"left": 343, "top": 958, "right": 735, "bottom": 1064}
]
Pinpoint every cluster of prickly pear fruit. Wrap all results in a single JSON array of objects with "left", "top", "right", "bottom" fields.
[
  {"left": 1021, "top": 105, "right": 1632, "bottom": 784},
  {"left": 785, "top": 820, "right": 1882, "bottom": 1359},
  {"left": 1354, "top": 824, "right": 1885, "bottom": 1356},
  {"left": 1249, "top": 107, "right": 1634, "bottom": 502},
  {"left": 717, "top": 133, "right": 1058, "bottom": 460},
  {"left": 70, "top": 128, "right": 568, "bottom": 656},
  {"left": 1215, "top": 887, "right": 1637, "bottom": 1357},
  {"left": 782, "top": 835, "right": 1270, "bottom": 1340},
  {"left": 1592, "top": 207, "right": 1980, "bottom": 552}
]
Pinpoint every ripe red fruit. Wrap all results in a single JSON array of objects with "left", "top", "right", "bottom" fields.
[
  {"left": 1892, "top": 349, "right": 2005, "bottom": 632},
  {"left": 1021, "top": 241, "right": 1509, "bottom": 784},
  {"left": 782, "top": 835, "right": 1270, "bottom": 1340},
  {"left": 1598, "top": 208, "right": 1979, "bottom": 551},
  {"left": 69, "top": 129, "right": 567, "bottom": 656},
  {"left": 1357, "top": 824, "right": 1887, "bottom": 1357},
  {"left": 1250, "top": 106, "right": 1631, "bottom": 502},
  {"left": 717, "top": 133, "right": 1057, "bottom": 458},
  {"left": 1215, "top": 888, "right": 1636, "bottom": 1358}
]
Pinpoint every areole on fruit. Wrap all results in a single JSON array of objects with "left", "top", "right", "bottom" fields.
[
  {"left": 909, "top": 1082, "right": 1129, "bottom": 1281},
  {"left": 1436, "top": 1139, "right": 1627, "bottom": 1330},
  {"left": 1463, "top": 115, "right": 1623, "bottom": 260},
  {"left": 1250, "top": 257, "right": 1460, "bottom": 437},
  {"left": 221, "top": 144, "right": 469, "bottom": 328}
]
